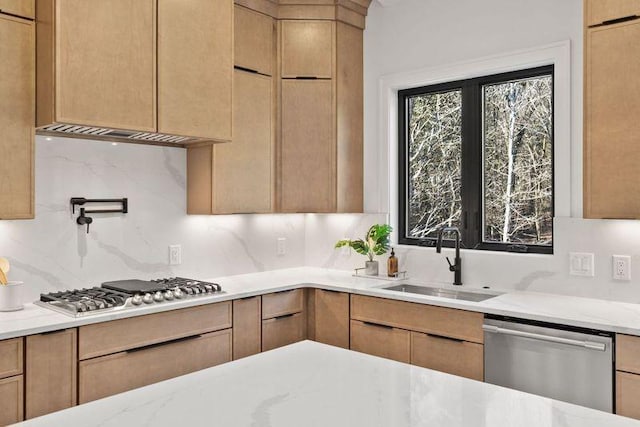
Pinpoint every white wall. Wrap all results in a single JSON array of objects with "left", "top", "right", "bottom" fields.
[{"left": 0, "top": 136, "right": 306, "bottom": 302}]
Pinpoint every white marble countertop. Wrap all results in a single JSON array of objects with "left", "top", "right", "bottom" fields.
[
  {"left": 14, "top": 341, "right": 640, "bottom": 427},
  {"left": 4, "top": 267, "right": 640, "bottom": 340}
]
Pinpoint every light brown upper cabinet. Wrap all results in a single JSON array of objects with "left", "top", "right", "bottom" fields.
[
  {"left": 281, "top": 20, "right": 334, "bottom": 78},
  {"left": 280, "top": 79, "right": 335, "bottom": 212},
  {"left": 584, "top": 18, "right": 640, "bottom": 218},
  {"left": 187, "top": 5, "right": 275, "bottom": 215},
  {"left": 36, "top": 0, "right": 233, "bottom": 145},
  {"left": 36, "top": 0, "right": 157, "bottom": 131},
  {"left": 0, "top": 0, "right": 34, "bottom": 18},
  {"left": 158, "top": 0, "right": 233, "bottom": 142},
  {"left": 278, "top": 20, "right": 363, "bottom": 213},
  {"left": 0, "top": 12, "right": 34, "bottom": 219},
  {"left": 235, "top": 5, "right": 274, "bottom": 76},
  {"left": 586, "top": 0, "right": 640, "bottom": 26}
]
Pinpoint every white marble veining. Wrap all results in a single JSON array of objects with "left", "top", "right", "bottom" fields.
[
  {"left": 15, "top": 341, "right": 640, "bottom": 427},
  {"left": 6, "top": 267, "right": 640, "bottom": 341}
]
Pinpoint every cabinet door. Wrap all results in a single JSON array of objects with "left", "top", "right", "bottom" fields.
[
  {"left": 25, "top": 329, "right": 77, "bottom": 419},
  {"left": 587, "top": 0, "right": 640, "bottom": 26},
  {"left": 262, "top": 313, "right": 305, "bottom": 351},
  {"left": 213, "top": 70, "right": 274, "bottom": 213},
  {"left": 79, "top": 329, "right": 232, "bottom": 404},
  {"left": 281, "top": 20, "right": 334, "bottom": 78},
  {"left": 0, "top": 337, "right": 23, "bottom": 379},
  {"left": 280, "top": 79, "right": 335, "bottom": 212},
  {"left": 350, "top": 320, "right": 410, "bottom": 363},
  {"left": 410, "top": 332, "right": 483, "bottom": 381},
  {"left": 617, "top": 371, "right": 640, "bottom": 419},
  {"left": 233, "top": 296, "right": 262, "bottom": 360},
  {"left": 0, "top": 14, "right": 33, "bottom": 219},
  {"left": 585, "top": 20, "right": 640, "bottom": 218},
  {"left": 262, "top": 289, "right": 304, "bottom": 319},
  {"left": 158, "top": 0, "right": 232, "bottom": 141},
  {"left": 235, "top": 5, "right": 274, "bottom": 76},
  {"left": 0, "top": 0, "right": 34, "bottom": 19},
  {"left": 54, "top": 0, "right": 156, "bottom": 131},
  {"left": 311, "top": 290, "right": 350, "bottom": 349},
  {"left": 0, "top": 375, "right": 23, "bottom": 425}
]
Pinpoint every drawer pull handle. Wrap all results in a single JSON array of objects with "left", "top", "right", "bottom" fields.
[
  {"left": 427, "top": 333, "right": 464, "bottom": 343},
  {"left": 273, "top": 313, "right": 296, "bottom": 320},
  {"left": 126, "top": 334, "right": 203, "bottom": 354},
  {"left": 362, "top": 321, "right": 393, "bottom": 330},
  {"left": 601, "top": 15, "right": 639, "bottom": 26}
]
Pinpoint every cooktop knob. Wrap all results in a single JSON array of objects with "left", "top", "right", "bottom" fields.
[
  {"left": 153, "top": 291, "right": 164, "bottom": 302},
  {"left": 142, "top": 293, "right": 154, "bottom": 304},
  {"left": 164, "top": 290, "right": 174, "bottom": 300},
  {"left": 204, "top": 284, "right": 214, "bottom": 293},
  {"left": 173, "top": 288, "right": 184, "bottom": 299},
  {"left": 131, "top": 295, "right": 143, "bottom": 305}
]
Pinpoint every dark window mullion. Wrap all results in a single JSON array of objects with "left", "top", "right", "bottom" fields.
[{"left": 460, "top": 82, "right": 482, "bottom": 249}]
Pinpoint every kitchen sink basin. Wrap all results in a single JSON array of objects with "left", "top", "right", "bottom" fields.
[{"left": 381, "top": 284, "right": 498, "bottom": 302}]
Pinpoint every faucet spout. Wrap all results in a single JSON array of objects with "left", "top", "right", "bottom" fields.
[{"left": 435, "top": 227, "right": 463, "bottom": 286}]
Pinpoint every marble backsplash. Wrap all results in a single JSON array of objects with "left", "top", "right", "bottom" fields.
[
  {"left": 0, "top": 136, "right": 306, "bottom": 302},
  {"left": 3, "top": 136, "right": 640, "bottom": 305}
]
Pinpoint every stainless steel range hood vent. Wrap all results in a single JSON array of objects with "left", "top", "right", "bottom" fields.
[{"left": 37, "top": 123, "right": 209, "bottom": 147}]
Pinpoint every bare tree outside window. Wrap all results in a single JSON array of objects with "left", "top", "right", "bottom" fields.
[
  {"left": 407, "top": 90, "right": 462, "bottom": 238},
  {"left": 483, "top": 76, "right": 553, "bottom": 246}
]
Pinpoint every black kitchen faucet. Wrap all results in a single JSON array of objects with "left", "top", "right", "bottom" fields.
[{"left": 436, "top": 227, "right": 462, "bottom": 286}]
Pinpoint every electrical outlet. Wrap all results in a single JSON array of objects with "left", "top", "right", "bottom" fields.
[
  {"left": 613, "top": 255, "right": 631, "bottom": 281},
  {"left": 169, "top": 245, "right": 182, "bottom": 265},
  {"left": 569, "top": 252, "right": 594, "bottom": 277},
  {"left": 277, "top": 237, "right": 286, "bottom": 256}
]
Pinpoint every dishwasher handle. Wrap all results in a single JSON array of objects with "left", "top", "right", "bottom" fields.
[{"left": 482, "top": 324, "right": 607, "bottom": 351}]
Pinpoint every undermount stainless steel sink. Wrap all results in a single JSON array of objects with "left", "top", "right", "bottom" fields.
[{"left": 381, "top": 284, "right": 498, "bottom": 302}]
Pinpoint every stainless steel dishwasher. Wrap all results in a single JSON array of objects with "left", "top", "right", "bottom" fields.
[{"left": 483, "top": 316, "right": 614, "bottom": 412}]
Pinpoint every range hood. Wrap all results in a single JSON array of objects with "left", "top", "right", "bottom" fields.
[{"left": 36, "top": 124, "right": 210, "bottom": 147}]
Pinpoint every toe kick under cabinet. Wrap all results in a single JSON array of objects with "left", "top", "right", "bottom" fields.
[
  {"left": 350, "top": 295, "right": 484, "bottom": 381},
  {"left": 78, "top": 302, "right": 232, "bottom": 404}
]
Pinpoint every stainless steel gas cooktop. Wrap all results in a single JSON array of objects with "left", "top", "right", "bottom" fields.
[{"left": 35, "top": 277, "right": 224, "bottom": 317}]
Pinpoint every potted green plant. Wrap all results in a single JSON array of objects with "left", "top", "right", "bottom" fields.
[{"left": 335, "top": 224, "right": 393, "bottom": 276}]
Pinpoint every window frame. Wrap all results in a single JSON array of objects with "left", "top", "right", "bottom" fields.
[{"left": 397, "top": 65, "right": 554, "bottom": 254}]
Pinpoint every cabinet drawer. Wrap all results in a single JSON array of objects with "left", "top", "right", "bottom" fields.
[
  {"left": 233, "top": 296, "right": 262, "bottom": 360},
  {"left": 79, "top": 329, "right": 232, "bottom": 404},
  {"left": 79, "top": 302, "right": 232, "bottom": 359},
  {"left": 0, "top": 0, "right": 34, "bottom": 19},
  {"left": 617, "top": 371, "right": 640, "bottom": 419},
  {"left": 262, "top": 312, "right": 305, "bottom": 351},
  {"left": 350, "top": 320, "right": 410, "bottom": 363},
  {"left": 351, "top": 295, "right": 483, "bottom": 344},
  {"left": 0, "top": 375, "right": 23, "bottom": 425},
  {"left": 262, "top": 289, "right": 303, "bottom": 319},
  {"left": 587, "top": 0, "right": 640, "bottom": 26},
  {"left": 410, "top": 332, "right": 483, "bottom": 381},
  {"left": 0, "top": 337, "right": 22, "bottom": 379},
  {"left": 617, "top": 334, "right": 640, "bottom": 374}
]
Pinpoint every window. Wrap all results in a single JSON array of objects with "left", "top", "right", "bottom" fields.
[{"left": 398, "top": 66, "right": 554, "bottom": 253}]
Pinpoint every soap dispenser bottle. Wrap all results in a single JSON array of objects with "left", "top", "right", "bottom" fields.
[{"left": 387, "top": 248, "right": 398, "bottom": 277}]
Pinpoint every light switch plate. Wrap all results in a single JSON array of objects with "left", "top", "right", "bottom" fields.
[
  {"left": 277, "top": 237, "right": 286, "bottom": 256},
  {"left": 569, "top": 252, "right": 594, "bottom": 277},
  {"left": 169, "top": 245, "right": 182, "bottom": 265}
]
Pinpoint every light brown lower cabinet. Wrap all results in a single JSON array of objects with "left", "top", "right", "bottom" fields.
[
  {"left": 350, "top": 320, "right": 410, "bottom": 363},
  {"left": 0, "top": 375, "right": 23, "bottom": 425},
  {"left": 262, "top": 313, "right": 305, "bottom": 351},
  {"left": 25, "top": 329, "right": 77, "bottom": 419},
  {"left": 262, "top": 289, "right": 304, "bottom": 319},
  {"left": 410, "top": 332, "right": 483, "bottom": 381},
  {"left": 308, "top": 289, "right": 350, "bottom": 349},
  {"left": 233, "top": 296, "right": 262, "bottom": 360},
  {"left": 617, "top": 371, "right": 640, "bottom": 419},
  {"left": 79, "top": 329, "right": 232, "bottom": 404}
]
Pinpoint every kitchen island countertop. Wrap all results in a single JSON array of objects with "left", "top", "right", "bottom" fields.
[{"left": 14, "top": 340, "right": 640, "bottom": 427}]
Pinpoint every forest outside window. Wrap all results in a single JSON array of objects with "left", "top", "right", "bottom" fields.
[{"left": 398, "top": 66, "right": 554, "bottom": 254}]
